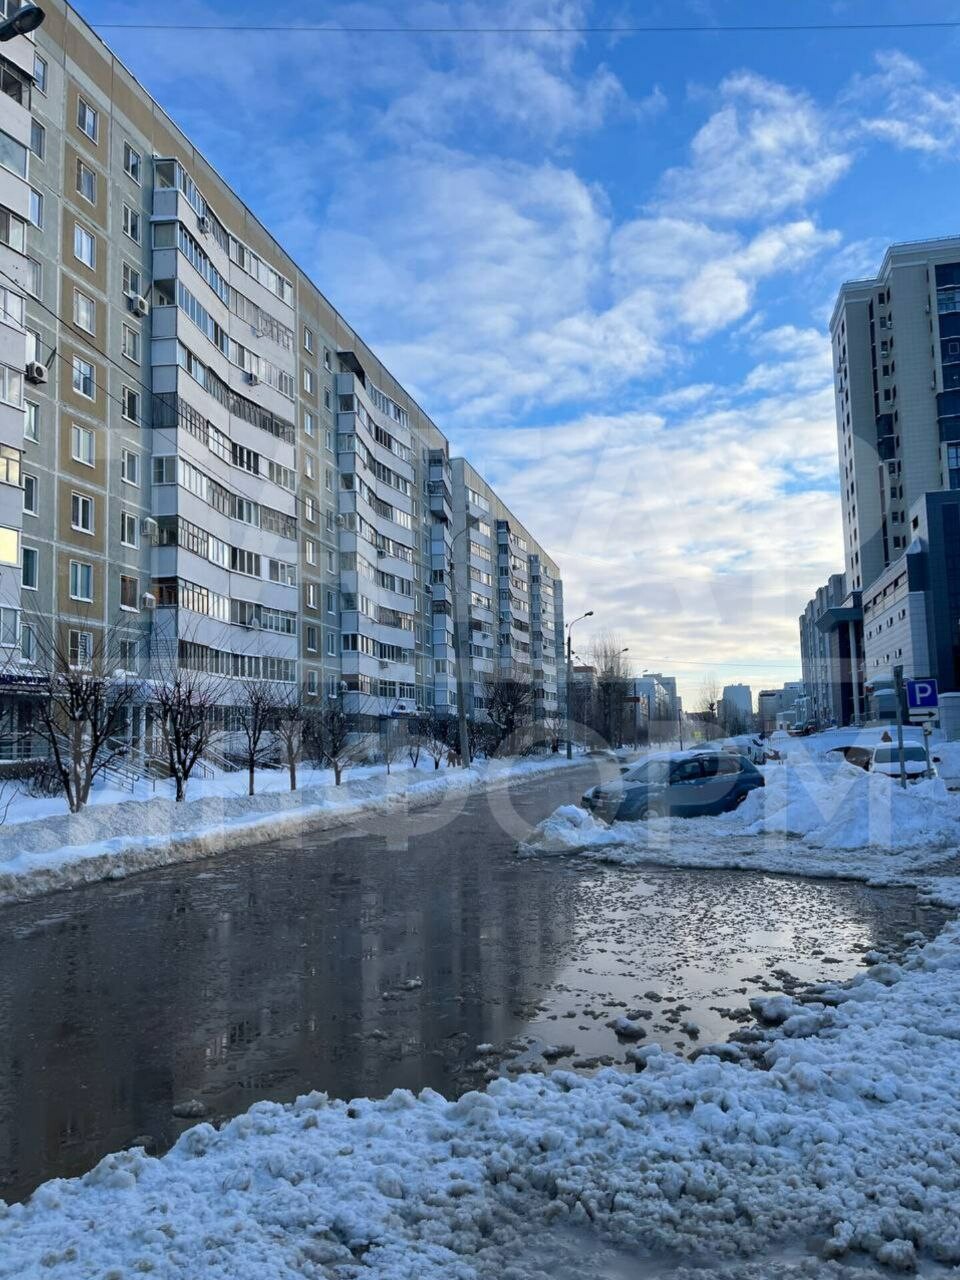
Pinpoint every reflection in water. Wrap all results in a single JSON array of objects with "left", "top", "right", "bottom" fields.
[{"left": 0, "top": 769, "right": 947, "bottom": 1204}]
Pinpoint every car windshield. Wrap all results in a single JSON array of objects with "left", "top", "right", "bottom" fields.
[
  {"left": 874, "top": 745, "right": 927, "bottom": 764},
  {"left": 625, "top": 759, "right": 671, "bottom": 784}
]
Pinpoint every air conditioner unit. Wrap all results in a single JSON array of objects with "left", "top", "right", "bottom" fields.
[
  {"left": 24, "top": 360, "right": 47, "bottom": 385},
  {"left": 141, "top": 592, "right": 156, "bottom": 611},
  {"left": 245, "top": 370, "right": 259, "bottom": 385},
  {"left": 127, "top": 292, "right": 150, "bottom": 317},
  {"left": 198, "top": 214, "right": 212, "bottom": 235},
  {"left": 141, "top": 517, "right": 159, "bottom": 541}
]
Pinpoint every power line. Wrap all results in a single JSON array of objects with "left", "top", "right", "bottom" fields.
[{"left": 91, "top": 20, "right": 960, "bottom": 34}]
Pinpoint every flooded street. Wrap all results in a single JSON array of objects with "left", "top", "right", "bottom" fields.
[{"left": 0, "top": 764, "right": 947, "bottom": 1204}]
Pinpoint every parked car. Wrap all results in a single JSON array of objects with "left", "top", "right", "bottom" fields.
[
  {"left": 581, "top": 751, "right": 764, "bottom": 822},
  {"left": 870, "top": 742, "right": 938, "bottom": 781}
]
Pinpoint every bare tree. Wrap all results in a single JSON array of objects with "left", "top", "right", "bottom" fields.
[
  {"left": 27, "top": 618, "right": 139, "bottom": 814},
  {"left": 417, "top": 709, "right": 451, "bottom": 770},
  {"left": 483, "top": 675, "right": 535, "bottom": 754},
  {"left": 153, "top": 663, "right": 223, "bottom": 802},
  {"left": 274, "top": 683, "right": 306, "bottom": 791},
  {"left": 591, "top": 633, "right": 632, "bottom": 748},
  {"left": 237, "top": 680, "right": 279, "bottom": 797},
  {"left": 304, "top": 690, "right": 359, "bottom": 786}
]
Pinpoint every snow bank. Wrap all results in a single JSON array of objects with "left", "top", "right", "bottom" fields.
[
  {"left": 520, "top": 756, "right": 960, "bottom": 897},
  {"left": 0, "top": 755, "right": 582, "bottom": 905},
  {"left": 3, "top": 920, "right": 960, "bottom": 1276}
]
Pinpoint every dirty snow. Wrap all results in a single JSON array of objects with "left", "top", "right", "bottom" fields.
[
  {"left": 520, "top": 741, "right": 960, "bottom": 902},
  {"left": 2, "top": 917, "right": 960, "bottom": 1277},
  {"left": 0, "top": 753, "right": 583, "bottom": 905}
]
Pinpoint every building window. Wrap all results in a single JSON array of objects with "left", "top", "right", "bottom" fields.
[
  {"left": 0, "top": 127, "right": 27, "bottom": 175},
  {"left": 69, "top": 559, "right": 93, "bottom": 601},
  {"left": 28, "top": 188, "right": 42, "bottom": 227},
  {"left": 33, "top": 53, "right": 46, "bottom": 94},
  {"left": 0, "top": 285, "right": 22, "bottom": 328},
  {"left": 22, "top": 472, "right": 36, "bottom": 514},
  {"left": 121, "top": 448, "right": 139, "bottom": 486},
  {"left": 123, "top": 142, "right": 141, "bottom": 183},
  {"left": 0, "top": 443, "right": 19, "bottom": 487},
  {"left": 76, "top": 158, "right": 96, "bottom": 203},
  {"left": 304, "top": 454, "right": 314, "bottom": 480},
  {"left": 121, "top": 386, "right": 140, "bottom": 423},
  {"left": 119, "top": 637, "right": 138, "bottom": 671},
  {"left": 305, "top": 496, "right": 316, "bottom": 522},
  {"left": 20, "top": 622, "right": 34, "bottom": 661},
  {"left": 305, "top": 539, "right": 316, "bottom": 565},
  {"left": 71, "top": 491, "right": 94, "bottom": 533},
  {"left": 306, "top": 583, "right": 317, "bottom": 609},
  {"left": 303, "top": 368, "right": 315, "bottom": 395},
  {"left": 120, "top": 574, "right": 138, "bottom": 610},
  {"left": 122, "top": 324, "right": 140, "bottom": 363},
  {"left": 73, "top": 289, "right": 95, "bottom": 333},
  {"left": 72, "top": 356, "right": 95, "bottom": 400},
  {"left": 120, "top": 510, "right": 139, "bottom": 547},
  {"left": 0, "top": 364, "right": 22, "bottom": 407},
  {"left": 122, "top": 204, "right": 141, "bottom": 243},
  {"left": 948, "top": 444, "right": 960, "bottom": 490},
  {"left": 28, "top": 120, "right": 43, "bottom": 160},
  {"left": 326, "top": 633, "right": 336, "bottom": 656},
  {"left": 74, "top": 223, "right": 95, "bottom": 268},
  {"left": 122, "top": 262, "right": 142, "bottom": 297},
  {"left": 323, "top": 348, "right": 331, "bottom": 370},
  {"left": 326, "top": 590, "right": 336, "bottom": 613},
  {"left": 306, "top": 625, "right": 318, "bottom": 651},
  {"left": 304, "top": 410, "right": 315, "bottom": 437},
  {"left": 24, "top": 400, "right": 38, "bottom": 442},
  {"left": 0, "top": 206, "right": 25, "bottom": 252},
  {"left": 327, "top": 549, "right": 336, "bottom": 573},
  {"left": 21, "top": 543, "right": 36, "bottom": 587},
  {"left": 77, "top": 96, "right": 99, "bottom": 142},
  {"left": 69, "top": 629, "right": 93, "bottom": 669},
  {"left": 303, "top": 326, "right": 313, "bottom": 352},
  {"left": 24, "top": 258, "right": 40, "bottom": 297},
  {"left": 71, "top": 423, "right": 95, "bottom": 466}
]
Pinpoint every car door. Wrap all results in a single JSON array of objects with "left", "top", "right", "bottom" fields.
[
  {"left": 697, "top": 754, "right": 743, "bottom": 813},
  {"left": 666, "top": 757, "right": 706, "bottom": 814}
]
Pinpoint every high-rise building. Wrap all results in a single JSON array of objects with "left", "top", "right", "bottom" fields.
[
  {"left": 0, "top": 0, "right": 563, "bottom": 751},
  {"left": 811, "top": 236, "right": 960, "bottom": 720}
]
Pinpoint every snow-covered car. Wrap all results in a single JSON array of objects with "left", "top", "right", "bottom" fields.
[
  {"left": 869, "top": 743, "right": 938, "bottom": 781},
  {"left": 581, "top": 751, "right": 764, "bottom": 821}
]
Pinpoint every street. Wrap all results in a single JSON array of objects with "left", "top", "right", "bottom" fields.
[{"left": 0, "top": 763, "right": 946, "bottom": 1204}]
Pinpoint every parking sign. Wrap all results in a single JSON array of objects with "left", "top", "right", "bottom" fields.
[{"left": 906, "top": 678, "right": 939, "bottom": 720}]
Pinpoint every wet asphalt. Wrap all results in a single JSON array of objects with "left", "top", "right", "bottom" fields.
[{"left": 0, "top": 761, "right": 947, "bottom": 1203}]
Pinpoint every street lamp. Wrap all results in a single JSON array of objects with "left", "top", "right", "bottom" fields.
[
  {"left": 565, "top": 610, "right": 593, "bottom": 760},
  {"left": 0, "top": 4, "right": 44, "bottom": 40}
]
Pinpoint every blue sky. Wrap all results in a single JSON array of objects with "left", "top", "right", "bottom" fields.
[{"left": 80, "top": 0, "right": 960, "bottom": 705}]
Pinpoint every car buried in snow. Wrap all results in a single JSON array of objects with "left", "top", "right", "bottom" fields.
[
  {"left": 869, "top": 742, "right": 939, "bottom": 782},
  {"left": 581, "top": 750, "right": 764, "bottom": 822}
]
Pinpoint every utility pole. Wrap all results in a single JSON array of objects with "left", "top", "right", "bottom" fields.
[{"left": 893, "top": 664, "right": 907, "bottom": 789}]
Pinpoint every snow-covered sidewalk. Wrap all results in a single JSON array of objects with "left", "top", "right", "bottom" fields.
[
  {"left": 2, "top": 914, "right": 959, "bottom": 1276},
  {"left": 0, "top": 754, "right": 584, "bottom": 906}
]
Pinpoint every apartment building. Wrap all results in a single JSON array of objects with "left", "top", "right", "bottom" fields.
[
  {"left": 798, "top": 573, "right": 863, "bottom": 728},
  {"left": 449, "top": 459, "right": 562, "bottom": 720},
  {"left": 0, "top": 0, "right": 563, "bottom": 748}
]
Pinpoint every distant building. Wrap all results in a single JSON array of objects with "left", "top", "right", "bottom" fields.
[
  {"left": 757, "top": 683, "right": 804, "bottom": 734},
  {"left": 720, "top": 683, "right": 752, "bottom": 730},
  {"left": 799, "top": 573, "right": 864, "bottom": 727}
]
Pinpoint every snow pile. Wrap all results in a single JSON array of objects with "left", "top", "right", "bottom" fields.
[
  {"left": 520, "top": 755, "right": 960, "bottom": 890},
  {"left": 3, "top": 922, "right": 960, "bottom": 1276},
  {"left": 0, "top": 754, "right": 582, "bottom": 906},
  {"left": 732, "top": 758, "right": 960, "bottom": 851}
]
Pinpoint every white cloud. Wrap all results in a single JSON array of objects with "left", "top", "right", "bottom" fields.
[
  {"left": 656, "top": 72, "right": 851, "bottom": 221},
  {"left": 851, "top": 51, "right": 960, "bottom": 155}
]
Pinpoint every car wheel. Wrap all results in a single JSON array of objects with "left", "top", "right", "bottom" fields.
[{"left": 637, "top": 803, "right": 662, "bottom": 821}]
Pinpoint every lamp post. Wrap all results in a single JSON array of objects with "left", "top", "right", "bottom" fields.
[
  {"left": 565, "top": 610, "right": 593, "bottom": 760},
  {"left": 0, "top": 3, "right": 44, "bottom": 40}
]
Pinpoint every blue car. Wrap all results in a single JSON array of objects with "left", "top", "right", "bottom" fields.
[{"left": 581, "top": 751, "right": 764, "bottom": 822}]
